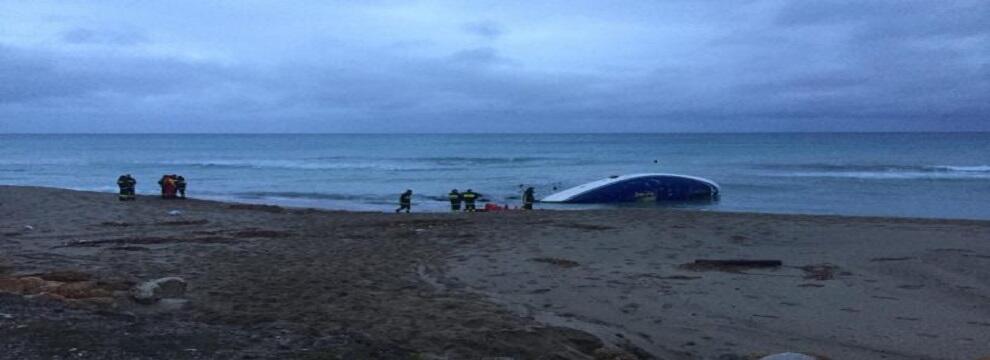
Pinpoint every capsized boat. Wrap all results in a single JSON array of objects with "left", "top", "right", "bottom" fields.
[{"left": 541, "top": 173, "right": 720, "bottom": 203}]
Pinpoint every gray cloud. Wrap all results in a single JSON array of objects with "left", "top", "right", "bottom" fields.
[
  {"left": 447, "top": 47, "right": 513, "bottom": 66},
  {"left": 61, "top": 27, "right": 147, "bottom": 45},
  {"left": 0, "top": 44, "right": 239, "bottom": 106},
  {"left": 462, "top": 20, "right": 503, "bottom": 40},
  {"left": 0, "top": 0, "right": 988, "bottom": 133}
]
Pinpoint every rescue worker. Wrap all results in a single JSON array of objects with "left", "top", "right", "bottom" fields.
[
  {"left": 125, "top": 174, "right": 137, "bottom": 200},
  {"left": 116, "top": 174, "right": 128, "bottom": 200},
  {"left": 522, "top": 187, "right": 535, "bottom": 210},
  {"left": 448, "top": 189, "right": 461, "bottom": 211},
  {"left": 176, "top": 176, "right": 187, "bottom": 199},
  {"left": 116, "top": 174, "right": 136, "bottom": 201},
  {"left": 158, "top": 175, "right": 168, "bottom": 198},
  {"left": 462, "top": 189, "right": 478, "bottom": 212},
  {"left": 395, "top": 189, "right": 413, "bottom": 213}
]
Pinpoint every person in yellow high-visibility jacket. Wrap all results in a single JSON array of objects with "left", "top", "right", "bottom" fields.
[
  {"left": 448, "top": 189, "right": 461, "bottom": 211},
  {"left": 462, "top": 189, "right": 478, "bottom": 212},
  {"left": 116, "top": 174, "right": 136, "bottom": 201}
]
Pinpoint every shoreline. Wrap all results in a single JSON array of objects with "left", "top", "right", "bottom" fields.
[
  {"left": 2, "top": 185, "right": 989, "bottom": 359},
  {"left": 43, "top": 185, "right": 990, "bottom": 223}
]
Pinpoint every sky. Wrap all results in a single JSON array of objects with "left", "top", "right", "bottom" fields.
[{"left": 0, "top": 0, "right": 987, "bottom": 133}]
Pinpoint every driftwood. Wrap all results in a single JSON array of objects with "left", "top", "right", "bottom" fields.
[
  {"left": 681, "top": 259, "right": 783, "bottom": 272},
  {"left": 693, "top": 259, "right": 782, "bottom": 267}
]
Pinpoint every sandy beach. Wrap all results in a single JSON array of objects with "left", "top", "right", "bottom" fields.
[{"left": 1, "top": 186, "right": 989, "bottom": 359}]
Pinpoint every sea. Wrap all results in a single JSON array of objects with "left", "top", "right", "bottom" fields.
[{"left": 1, "top": 133, "right": 988, "bottom": 220}]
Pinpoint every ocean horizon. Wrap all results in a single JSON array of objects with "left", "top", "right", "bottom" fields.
[
  {"left": 5, "top": 131, "right": 989, "bottom": 135},
  {"left": 2, "top": 132, "right": 989, "bottom": 219}
]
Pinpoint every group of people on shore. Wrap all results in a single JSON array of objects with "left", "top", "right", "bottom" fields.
[
  {"left": 395, "top": 187, "right": 535, "bottom": 213},
  {"left": 119, "top": 174, "right": 534, "bottom": 213},
  {"left": 115, "top": 174, "right": 188, "bottom": 200}
]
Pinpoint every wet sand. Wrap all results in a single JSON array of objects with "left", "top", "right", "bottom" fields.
[{"left": 1, "top": 186, "right": 988, "bottom": 359}]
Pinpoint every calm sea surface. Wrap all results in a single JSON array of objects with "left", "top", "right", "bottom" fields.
[{"left": 1, "top": 133, "right": 988, "bottom": 219}]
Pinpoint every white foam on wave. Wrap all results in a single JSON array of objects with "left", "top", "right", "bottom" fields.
[
  {"left": 784, "top": 171, "right": 990, "bottom": 180},
  {"left": 934, "top": 165, "right": 990, "bottom": 172},
  {"left": 152, "top": 159, "right": 442, "bottom": 171},
  {"left": 0, "top": 159, "right": 90, "bottom": 166},
  {"left": 765, "top": 163, "right": 990, "bottom": 180},
  {"left": 69, "top": 185, "right": 119, "bottom": 193}
]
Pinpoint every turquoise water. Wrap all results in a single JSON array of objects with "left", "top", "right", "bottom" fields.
[{"left": 1, "top": 133, "right": 988, "bottom": 219}]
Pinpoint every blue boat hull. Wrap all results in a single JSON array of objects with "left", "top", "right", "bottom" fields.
[{"left": 563, "top": 175, "right": 719, "bottom": 203}]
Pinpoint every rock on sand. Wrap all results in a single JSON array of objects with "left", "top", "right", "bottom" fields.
[
  {"left": 131, "top": 277, "right": 187, "bottom": 304},
  {"left": 760, "top": 353, "right": 819, "bottom": 360}
]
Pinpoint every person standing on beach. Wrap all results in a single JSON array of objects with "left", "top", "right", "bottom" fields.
[
  {"left": 522, "top": 187, "right": 535, "bottom": 210},
  {"left": 125, "top": 174, "right": 137, "bottom": 200},
  {"left": 176, "top": 176, "right": 187, "bottom": 199},
  {"left": 117, "top": 174, "right": 128, "bottom": 200},
  {"left": 448, "top": 189, "right": 461, "bottom": 211},
  {"left": 462, "top": 189, "right": 477, "bottom": 212},
  {"left": 396, "top": 189, "right": 413, "bottom": 213},
  {"left": 116, "top": 174, "right": 136, "bottom": 201},
  {"left": 158, "top": 175, "right": 167, "bottom": 197}
]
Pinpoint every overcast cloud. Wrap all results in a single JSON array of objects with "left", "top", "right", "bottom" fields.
[{"left": 0, "top": 0, "right": 987, "bottom": 133}]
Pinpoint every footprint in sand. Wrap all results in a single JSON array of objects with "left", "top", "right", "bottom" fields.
[{"left": 619, "top": 303, "right": 640, "bottom": 314}]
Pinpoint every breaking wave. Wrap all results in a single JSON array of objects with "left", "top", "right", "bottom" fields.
[
  {"left": 150, "top": 160, "right": 449, "bottom": 171},
  {"left": 234, "top": 191, "right": 499, "bottom": 204},
  {"left": 403, "top": 156, "right": 560, "bottom": 165},
  {"left": 0, "top": 156, "right": 580, "bottom": 172},
  {"left": 235, "top": 191, "right": 388, "bottom": 201},
  {"left": 759, "top": 164, "right": 990, "bottom": 179},
  {"left": 0, "top": 159, "right": 91, "bottom": 166},
  {"left": 934, "top": 165, "right": 990, "bottom": 172},
  {"left": 144, "top": 156, "right": 578, "bottom": 171}
]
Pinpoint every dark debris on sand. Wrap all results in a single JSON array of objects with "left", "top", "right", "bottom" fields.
[
  {"left": 531, "top": 257, "right": 581, "bottom": 268},
  {"left": 680, "top": 259, "right": 782, "bottom": 273},
  {"left": 799, "top": 264, "right": 840, "bottom": 281}
]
